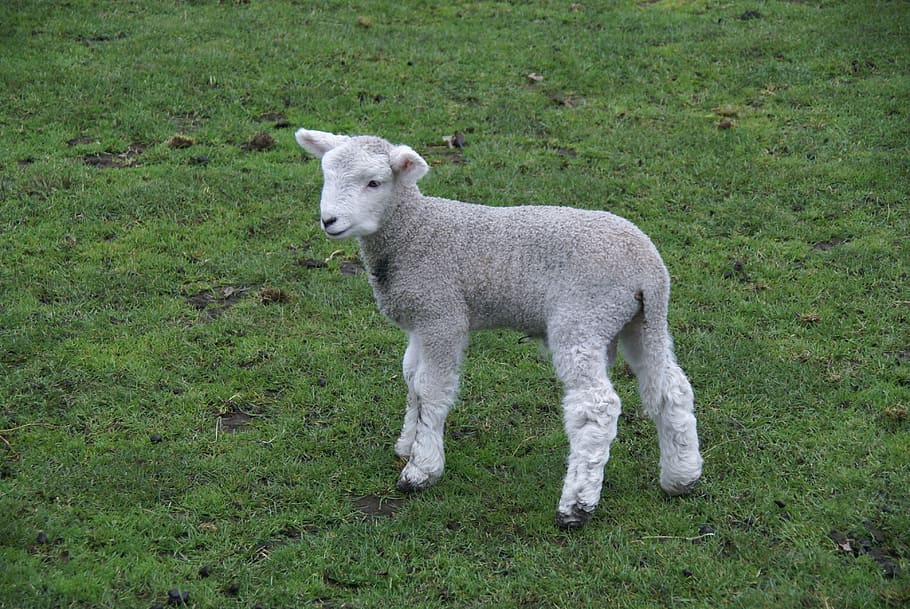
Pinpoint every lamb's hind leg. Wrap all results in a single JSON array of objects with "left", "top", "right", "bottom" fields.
[
  {"left": 619, "top": 315, "right": 702, "bottom": 495},
  {"left": 552, "top": 340, "right": 622, "bottom": 528},
  {"left": 396, "top": 326, "right": 467, "bottom": 493}
]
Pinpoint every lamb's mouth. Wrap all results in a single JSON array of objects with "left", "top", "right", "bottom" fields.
[{"left": 323, "top": 226, "right": 349, "bottom": 239}]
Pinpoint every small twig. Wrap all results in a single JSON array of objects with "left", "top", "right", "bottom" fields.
[
  {"left": 702, "top": 438, "right": 737, "bottom": 456},
  {"left": 0, "top": 422, "right": 52, "bottom": 434},
  {"left": 325, "top": 249, "right": 347, "bottom": 263},
  {"left": 1, "top": 435, "right": 19, "bottom": 461},
  {"left": 1, "top": 423, "right": 53, "bottom": 462},
  {"left": 511, "top": 435, "right": 539, "bottom": 457},
  {"left": 634, "top": 532, "right": 716, "bottom": 544}
]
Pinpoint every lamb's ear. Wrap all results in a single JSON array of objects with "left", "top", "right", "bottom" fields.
[
  {"left": 295, "top": 129, "right": 350, "bottom": 159},
  {"left": 390, "top": 145, "right": 430, "bottom": 183}
]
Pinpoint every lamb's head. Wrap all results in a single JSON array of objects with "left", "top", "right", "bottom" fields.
[{"left": 295, "top": 129, "right": 430, "bottom": 240}]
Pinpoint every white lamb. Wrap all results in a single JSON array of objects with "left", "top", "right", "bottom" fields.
[{"left": 295, "top": 128, "right": 703, "bottom": 528}]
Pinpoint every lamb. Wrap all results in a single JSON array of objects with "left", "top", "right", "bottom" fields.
[{"left": 295, "top": 128, "right": 703, "bottom": 528}]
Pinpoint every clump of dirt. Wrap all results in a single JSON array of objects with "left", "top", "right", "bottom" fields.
[
  {"left": 259, "top": 286, "right": 291, "bottom": 304},
  {"left": 241, "top": 132, "right": 275, "bottom": 152}
]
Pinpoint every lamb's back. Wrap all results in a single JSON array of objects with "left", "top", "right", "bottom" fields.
[{"left": 384, "top": 197, "right": 663, "bottom": 333}]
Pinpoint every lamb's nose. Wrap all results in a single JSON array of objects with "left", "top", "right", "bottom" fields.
[{"left": 322, "top": 216, "right": 338, "bottom": 228}]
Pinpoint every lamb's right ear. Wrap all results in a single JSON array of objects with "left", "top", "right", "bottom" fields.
[
  {"left": 295, "top": 129, "right": 350, "bottom": 159},
  {"left": 390, "top": 145, "right": 430, "bottom": 184}
]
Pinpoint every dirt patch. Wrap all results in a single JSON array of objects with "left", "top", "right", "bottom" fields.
[
  {"left": 84, "top": 143, "right": 145, "bottom": 169},
  {"left": 184, "top": 286, "right": 249, "bottom": 318},
  {"left": 829, "top": 526, "right": 903, "bottom": 578},
  {"left": 217, "top": 410, "right": 252, "bottom": 433},
  {"left": 258, "top": 112, "right": 290, "bottom": 129},
  {"left": 300, "top": 258, "right": 327, "bottom": 269},
  {"left": 67, "top": 136, "right": 96, "bottom": 147},
  {"left": 812, "top": 237, "right": 846, "bottom": 251},
  {"left": 77, "top": 32, "right": 126, "bottom": 45},
  {"left": 170, "top": 111, "right": 206, "bottom": 132},
  {"left": 251, "top": 526, "right": 322, "bottom": 562},
  {"left": 724, "top": 260, "right": 751, "bottom": 282},
  {"left": 350, "top": 494, "right": 405, "bottom": 519},
  {"left": 338, "top": 260, "right": 363, "bottom": 276},
  {"left": 214, "top": 398, "right": 268, "bottom": 433}
]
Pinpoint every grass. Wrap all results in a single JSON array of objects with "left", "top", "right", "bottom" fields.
[{"left": 1, "top": 0, "right": 908, "bottom": 607}]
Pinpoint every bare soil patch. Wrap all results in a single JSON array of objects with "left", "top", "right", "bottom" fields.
[
  {"left": 184, "top": 286, "right": 248, "bottom": 319},
  {"left": 350, "top": 494, "right": 405, "bottom": 519},
  {"left": 83, "top": 143, "right": 145, "bottom": 168}
]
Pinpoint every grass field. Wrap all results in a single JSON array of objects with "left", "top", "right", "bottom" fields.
[{"left": 1, "top": 1, "right": 908, "bottom": 607}]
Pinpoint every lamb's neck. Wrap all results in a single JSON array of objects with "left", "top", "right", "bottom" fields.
[{"left": 357, "top": 186, "right": 423, "bottom": 272}]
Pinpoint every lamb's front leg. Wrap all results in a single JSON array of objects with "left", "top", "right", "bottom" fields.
[
  {"left": 396, "top": 328, "right": 467, "bottom": 493},
  {"left": 394, "top": 335, "right": 421, "bottom": 459}
]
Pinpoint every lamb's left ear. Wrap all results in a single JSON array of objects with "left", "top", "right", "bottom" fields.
[{"left": 390, "top": 145, "right": 429, "bottom": 183}]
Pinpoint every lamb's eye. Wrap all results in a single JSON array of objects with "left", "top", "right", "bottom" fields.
[{"left": 367, "top": 180, "right": 381, "bottom": 188}]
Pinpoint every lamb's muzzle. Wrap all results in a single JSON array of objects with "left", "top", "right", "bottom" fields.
[{"left": 296, "top": 127, "right": 703, "bottom": 528}]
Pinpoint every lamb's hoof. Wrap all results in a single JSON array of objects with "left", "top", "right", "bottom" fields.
[
  {"left": 555, "top": 504, "right": 595, "bottom": 529},
  {"left": 660, "top": 476, "right": 701, "bottom": 497},
  {"left": 396, "top": 463, "right": 440, "bottom": 493}
]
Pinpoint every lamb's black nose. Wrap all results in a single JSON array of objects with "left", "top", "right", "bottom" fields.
[{"left": 322, "top": 216, "right": 338, "bottom": 228}]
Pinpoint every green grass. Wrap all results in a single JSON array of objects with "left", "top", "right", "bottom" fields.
[{"left": 1, "top": 1, "right": 908, "bottom": 607}]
